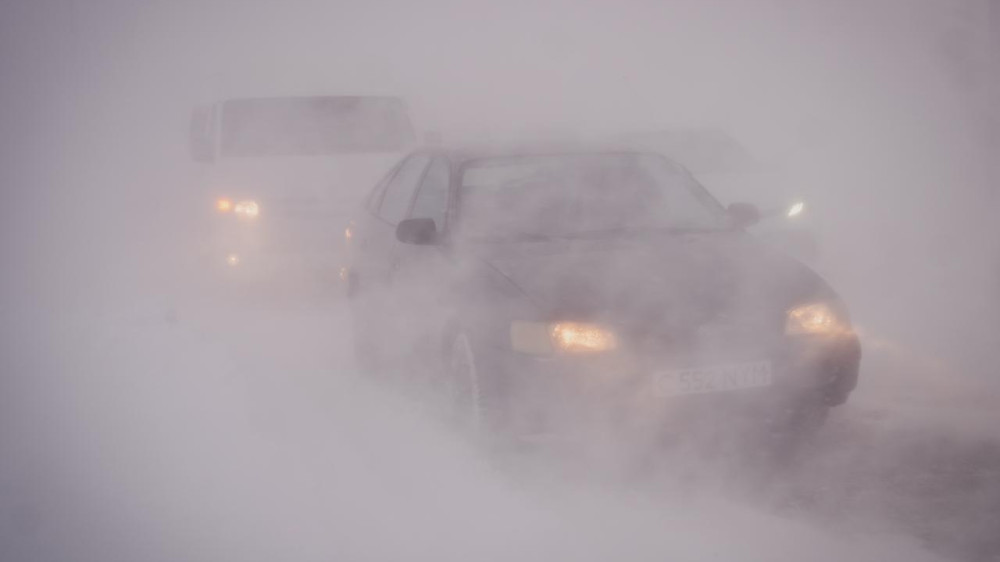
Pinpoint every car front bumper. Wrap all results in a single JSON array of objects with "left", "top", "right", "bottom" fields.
[{"left": 479, "top": 331, "right": 860, "bottom": 440}]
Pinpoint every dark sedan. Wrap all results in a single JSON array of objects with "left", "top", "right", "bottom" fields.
[{"left": 345, "top": 146, "right": 860, "bottom": 446}]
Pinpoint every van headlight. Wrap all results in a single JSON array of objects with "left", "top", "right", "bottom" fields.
[
  {"left": 785, "top": 303, "right": 848, "bottom": 336},
  {"left": 234, "top": 200, "right": 260, "bottom": 218},
  {"left": 511, "top": 321, "right": 619, "bottom": 354}
]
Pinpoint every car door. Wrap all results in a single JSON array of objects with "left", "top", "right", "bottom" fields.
[
  {"left": 346, "top": 161, "right": 397, "bottom": 289},
  {"left": 389, "top": 156, "right": 454, "bottom": 342},
  {"left": 350, "top": 154, "right": 430, "bottom": 295}
]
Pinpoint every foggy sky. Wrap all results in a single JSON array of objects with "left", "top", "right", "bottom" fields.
[{"left": 4, "top": 0, "right": 997, "bottom": 375}]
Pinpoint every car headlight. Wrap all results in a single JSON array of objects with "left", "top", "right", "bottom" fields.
[
  {"left": 785, "top": 302, "right": 848, "bottom": 336},
  {"left": 234, "top": 200, "right": 260, "bottom": 218},
  {"left": 787, "top": 201, "right": 804, "bottom": 218},
  {"left": 510, "top": 321, "right": 619, "bottom": 354}
]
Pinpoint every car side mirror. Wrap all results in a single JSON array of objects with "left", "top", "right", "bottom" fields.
[
  {"left": 396, "top": 218, "right": 439, "bottom": 245},
  {"left": 727, "top": 202, "right": 760, "bottom": 229}
]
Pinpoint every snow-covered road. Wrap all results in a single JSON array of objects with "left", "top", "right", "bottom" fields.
[{"left": 4, "top": 288, "right": 987, "bottom": 562}]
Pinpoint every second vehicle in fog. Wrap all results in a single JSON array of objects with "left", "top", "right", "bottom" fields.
[{"left": 189, "top": 95, "right": 416, "bottom": 281}]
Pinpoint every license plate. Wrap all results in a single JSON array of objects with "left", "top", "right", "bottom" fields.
[{"left": 653, "top": 360, "right": 773, "bottom": 397}]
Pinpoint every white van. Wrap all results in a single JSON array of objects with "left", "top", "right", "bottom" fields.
[{"left": 188, "top": 95, "right": 416, "bottom": 284}]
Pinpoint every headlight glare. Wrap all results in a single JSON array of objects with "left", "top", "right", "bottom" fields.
[
  {"left": 234, "top": 200, "right": 260, "bottom": 218},
  {"left": 785, "top": 303, "right": 844, "bottom": 335},
  {"left": 787, "top": 201, "right": 804, "bottom": 218},
  {"left": 511, "top": 321, "right": 618, "bottom": 354},
  {"left": 551, "top": 322, "right": 618, "bottom": 352}
]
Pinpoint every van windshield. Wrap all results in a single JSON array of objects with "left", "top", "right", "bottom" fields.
[{"left": 219, "top": 97, "right": 415, "bottom": 157}]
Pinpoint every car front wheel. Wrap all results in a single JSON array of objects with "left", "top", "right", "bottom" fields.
[{"left": 444, "top": 332, "right": 484, "bottom": 436}]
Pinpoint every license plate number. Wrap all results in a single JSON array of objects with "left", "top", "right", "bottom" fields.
[{"left": 654, "top": 361, "right": 773, "bottom": 397}]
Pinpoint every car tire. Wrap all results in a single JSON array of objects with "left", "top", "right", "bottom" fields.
[{"left": 444, "top": 332, "right": 485, "bottom": 436}]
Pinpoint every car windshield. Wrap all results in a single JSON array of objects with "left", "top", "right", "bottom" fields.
[
  {"left": 219, "top": 97, "right": 415, "bottom": 157},
  {"left": 458, "top": 153, "right": 728, "bottom": 240}
]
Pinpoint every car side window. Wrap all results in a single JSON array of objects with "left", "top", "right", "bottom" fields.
[
  {"left": 378, "top": 155, "right": 429, "bottom": 225},
  {"left": 409, "top": 158, "right": 450, "bottom": 230}
]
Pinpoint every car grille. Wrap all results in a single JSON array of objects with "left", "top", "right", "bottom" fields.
[{"left": 625, "top": 316, "right": 782, "bottom": 363}]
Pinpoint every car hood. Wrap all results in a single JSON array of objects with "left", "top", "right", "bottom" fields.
[{"left": 478, "top": 232, "right": 837, "bottom": 336}]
